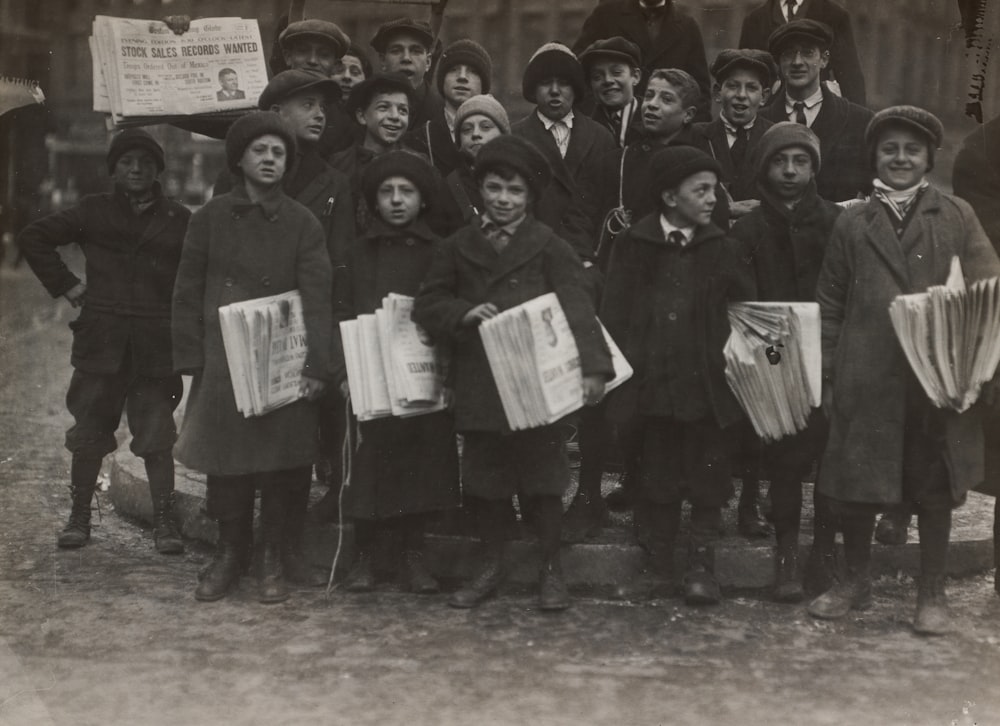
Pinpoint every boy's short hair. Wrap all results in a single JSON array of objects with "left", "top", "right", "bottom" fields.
[
  {"left": 647, "top": 68, "right": 701, "bottom": 109},
  {"left": 346, "top": 71, "right": 415, "bottom": 116},
  {"left": 361, "top": 149, "right": 437, "bottom": 213},
  {"left": 474, "top": 135, "right": 552, "bottom": 201}
]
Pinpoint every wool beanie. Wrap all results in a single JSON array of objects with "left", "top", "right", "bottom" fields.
[
  {"left": 754, "top": 121, "right": 822, "bottom": 179},
  {"left": 521, "top": 42, "right": 586, "bottom": 104},
  {"left": 474, "top": 135, "right": 552, "bottom": 200},
  {"left": 225, "top": 111, "right": 297, "bottom": 173},
  {"left": 361, "top": 149, "right": 438, "bottom": 213},
  {"left": 865, "top": 105, "right": 943, "bottom": 171},
  {"left": 453, "top": 94, "right": 511, "bottom": 144},
  {"left": 437, "top": 39, "right": 493, "bottom": 96},
  {"left": 106, "top": 129, "right": 164, "bottom": 174},
  {"left": 650, "top": 144, "right": 722, "bottom": 194}
]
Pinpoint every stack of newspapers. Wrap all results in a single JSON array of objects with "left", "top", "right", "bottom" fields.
[
  {"left": 479, "top": 293, "right": 633, "bottom": 430},
  {"left": 219, "top": 290, "right": 308, "bottom": 418},
  {"left": 340, "top": 294, "right": 447, "bottom": 421},
  {"left": 90, "top": 15, "right": 267, "bottom": 126},
  {"left": 889, "top": 256, "right": 1000, "bottom": 412},
  {"left": 724, "top": 302, "right": 822, "bottom": 442}
]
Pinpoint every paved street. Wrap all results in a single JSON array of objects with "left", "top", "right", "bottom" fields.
[{"left": 1, "top": 262, "right": 999, "bottom": 726}]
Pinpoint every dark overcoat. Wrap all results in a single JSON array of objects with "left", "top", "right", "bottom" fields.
[
  {"left": 816, "top": 187, "right": 1000, "bottom": 505},
  {"left": 17, "top": 184, "right": 190, "bottom": 377},
  {"left": 600, "top": 212, "right": 754, "bottom": 428},
  {"left": 403, "top": 111, "right": 464, "bottom": 177},
  {"left": 690, "top": 117, "right": 774, "bottom": 203},
  {"left": 412, "top": 216, "right": 614, "bottom": 432},
  {"left": 172, "top": 185, "right": 334, "bottom": 476},
  {"left": 761, "top": 86, "right": 872, "bottom": 203},
  {"left": 334, "top": 218, "right": 460, "bottom": 519},
  {"left": 739, "top": 0, "right": 867, "bottom": 106}
]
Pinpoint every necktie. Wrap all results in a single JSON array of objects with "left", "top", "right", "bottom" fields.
[
  {"left": 730, "top": 126, "right": 749, "bottom": 167},
  {"left": 793, "top": 102, "right": 808, "bottom": 126},
  {"left": 785, "top": 0, "right": 797, "bottom": 19},
  {"left": 667, "top": 230, "right": 687, "bottom": 246},
  {"left": 482, "top": 221, "right": 511, "bottom": 253},
  {"left": 550, "top": 120, "right": 570, "bottom": 158}
]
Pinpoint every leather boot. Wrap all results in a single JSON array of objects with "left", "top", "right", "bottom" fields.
[
  {"left": 281, "top": 483, "right": 322, "bottom": 587},
  {"left": 258, "top": 486, "right": 289, "bottom": 604},
  {"left": 875, "top": 510, "right": 911, "bottom": 545},
  {"left": 146, "top": 452, "right": 183, "bottom": 554},
  {"left": 808, "top": 511, "right": 874, "bottom": 619},
  {"left": 449, "top": 544, "right": 504, "bottom": 608},
  {"left": 803, "top": 491, "right": 842, "bottom": 597},
  {"left": 773, "top": 529, "right": 805, "bottom": 603},
  {"left": 195, "top": 518, "right": 244, "bottom": 601},
  {"left": 684, "top": 507, "right": 721, "bottom": 606},
  {"left": 538, "top": 557, "right": 570, "bottom": 611},
  {"left": 913, "top": 574, "right": 951, "bottom": 635},
  {"left": 58, "top": 455, "right": 101, "bottom": 549}
]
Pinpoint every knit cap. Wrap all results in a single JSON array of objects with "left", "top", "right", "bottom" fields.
[
  {"left": 650, "top": 145, "right": 721, "bottom": 194},
  {"left": 106, "top": 129, "right": 164, "bottom": 174},
  {"left": 521, "top": 42, "right": 586, "bottom": 104},
  {"left": 225, "top": 111, "right": 297, "bottom": 173},
  {"left": 453, "top": 94, "right": 511, "bottom": 144},
  {"left": 279, "top": 19, "right": 350, "bottom": 59},
  {"left": 474, "top": 135, "right": 552, "bottom": 200},
  {"left": 437, "top": 39, "right": 493, "bottom": 96},
  {"left": 754, "top": 121, "right": 822, "bottom": 179},
  {"left": 361, "top": 149, "right": 438, "bottom": 213}
]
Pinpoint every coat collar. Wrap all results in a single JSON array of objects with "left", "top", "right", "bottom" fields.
[
  {"left": 113, "top": 181, "right": 179, "bottom": 248},
  {"left": 859, "top": 186, "right": 944, "bottom": 292},
  {"left": 627, "top": 210, "right": 725, "bottom": 248},
  {"left": 456, "top": 215, "right": 551, "bottom": 281},
  {"left": 229, "top": 180, "right": 286, "bottom": 220}
]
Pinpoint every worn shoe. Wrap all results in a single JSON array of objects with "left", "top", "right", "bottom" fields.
[
  {"left": 343, "top": 552, "right": 376, "bottom": 593},
  {"left": 538, "top": 563, "right": 570, "bottom": 611},
  {"left": 403, "top": 551, "right": 440, "bottom": 595},
  {"left": 913, "top": 575, "right": 952, "bottom": 636},
  {"left": 683, "top": 568, "right": 721, "bottom": 606},
  {"left": 875, "top": 511, "right": 911, "bottom": 545},
  {"left": 57, "top": 518, "right": 91, "bottom": 549},
  {"left": 258, "top": 543, "right": 289, "bottom": 604},
  {"left": 153, "top": 495, "right": 185, "bottom": 555},
  {"left": 803, "top": 547, "right": 841, "bottom": 598},
  {"left": 807, "top": 578, "right": 872, "bottom": 619},
  {"left": 449, "top": 554, "right": 504, "bottom": 609},
  {"left": 195, "top": 546, "right": 241, "bottom": 602}
]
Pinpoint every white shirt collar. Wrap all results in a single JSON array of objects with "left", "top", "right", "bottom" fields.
[
  {"left": 721, "top": 113, "right": 756, "bottom": 136},
  {"left": 785, "top": 86, "right": 824, "bottom": 113},
  {"left": 537, "top": 108, "right": 575, "bottom": 130},
  {"left": 659, "top": 215, "right": 695, "bottom": 246}
]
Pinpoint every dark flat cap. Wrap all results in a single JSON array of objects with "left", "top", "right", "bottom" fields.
[
  {"left": 865, "top": 105, "right": 944, "bottom": 148},
  {"left": 279, "top": 20, "right": 350, "bottom": 58},
  {"left": 767, "top": 19, "right": 834, "bottom": 55},
  {"left": 710, "top": 48, "right": 777, "bottom": 86},
  {"left": 346, "top": 72, "right": 416, "bottom": 116},
  {"left": 578, "top": 36, "right": 642, "bottom": 72},
  {"left": 258, "top": 69, "right": 341, "bottom": 110},
  {"left": 370, "top": 18, "right": 434, "bottom": 54}
]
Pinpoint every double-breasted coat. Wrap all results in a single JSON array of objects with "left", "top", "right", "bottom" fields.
[
  {"left": 690, "top": 117, "right": 775, "bottom": 203},
  {"left": 333, "top": 218, "right": 460, "bottom": 519},
  {"left": 816, "top": 187, "right": 1000, "bottom": 505},
  {"left": 172, "top": 185, "right": 334, "bottom": 476}
]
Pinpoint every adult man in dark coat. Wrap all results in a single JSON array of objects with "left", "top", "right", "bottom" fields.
[
  {"left": 572, "top": 0, "right": 712, "bottom": 121},
  {"left": 760, "top": 20, "right": 872, "bottom": 204},
  {"left": 738, "top": 0, "right": 867, "bottom": 106},
  {"left": 371, "top": 17, "right": 445, "bottom": 131}
]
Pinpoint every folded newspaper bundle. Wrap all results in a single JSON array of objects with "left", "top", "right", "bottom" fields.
[
  {"left": 340, "top": 294, "right": 448, "bottom": 421},
  {"left": 724, "top": 302, "right": 822, "bottom": 442},
  {"left": 90, "top": 15, "right": 268, "bottom": 126},
  {"left": 889, "top": 256, "right": 1000, "bottom": 412},
  {"left": 219, "top": 290, "right": 308, "bottom": 418},
  {"left": 478, "top": 293, "right": 633, "bottom": 431}
]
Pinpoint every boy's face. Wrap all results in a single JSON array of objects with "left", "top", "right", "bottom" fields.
[
  {"left": 713, "top": 69, "right": 768, "bottom": 127},
  {"left": 661, "top": 171, "right": 717, "bottom": 227},
  {"left": 113, "top": 149, "right": 159, "bottom": 194},
  {"left": 380, "top": 32, "right": 431, "bottom": 87},
  {"left": 480, "top": 171, "right": 530, "bottom": 225},
  {"left": 442, "top": 64, "right": 483, "bottom": 109},
  {"left": 356, "top": 91, "right": 410, "bottom": 148},
  {"left": 283, "top": 38, "right": 341, "bottom": 77},
  {"left": 238, "top": 134, "right": 287, "bottom": 188},
  {"left": 331, "top": 54, "right": 366, "bottom": 97},
  {"left": 777, "top": 42, "right": 829, "bottom": 97},
  {"left": 376, "top": 174, "right": 422, "bottom": 227},
  {"left": 274, "top": 91, "right": 327, "bottom": 143},
  {"left": 641, "top": 77, "right": 695, "bottom": 137},
  {"left": 458, "top": 114, "right": 503, "bottom": 157},
  {"left": 875, "top": 126, "right": 929, "bottom": 190},
  {"left": 588, "top": 59, "right": 640, "bottom": 110},
  {"left": 533, "top": 77, "right": 576, "bottom": 121},
  {"left": 766, "top": 146, "right": 814, "bottom": 202}
]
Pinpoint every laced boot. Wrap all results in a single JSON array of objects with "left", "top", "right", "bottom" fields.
[
  {"left": 803, "top": 492, "right": 842, "bottom": 597},
  {"left": 773, "top": 530, "right": 805, "bottom": 603},
  {"left": 281, "top": 484, "right": 322, "bottom": 587},
  {"left": 449, "top": 543, "right": 504, "bottom": 608},
  {"left": 684, "top": 508, "right": 722, "bottom": 606},
  {"left": 152, "top": 493, "right": 185, "bottom": 554},
  {"left": 808, "top": 512, "right": 874, "bottom": 620},
  {"left": 257, "top": 486, "right": 288, "bottom": 603},
  {"left": 58, "top": 455, "right": 102, "bottom": 549},
  {"left": 913, "top": 574, "right": 951, "bottom": 636},
  {"left": 195, "top": 518, "right": 245, "bottom": 601}
]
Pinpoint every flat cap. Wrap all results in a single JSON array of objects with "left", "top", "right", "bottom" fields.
[
  {"left": 767, "top": 19, "right": 834, "bottom": 55},
  {"left": 865, "top": 105, "right": 944, "bottom": 148},
  {"left": 258, "top": 69, "right": 341, "bottom": 110},
  {"left": 578, "top": 36, "right": 642, "bottom": 72},
  {"left": 279, "top": 20, "right": 350, "bottom": 58},
  {"left": 370, "top": 18, "right": 434, "bottom": 54},
  {"left": 710, "top": 48, "right": 777, "bottom": 86}
]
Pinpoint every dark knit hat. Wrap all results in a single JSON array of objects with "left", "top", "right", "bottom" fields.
[
  {"left": 650, "top": 145, "right": 722, "bottom": 194},
  {"left": 521, "top": 42, "right": 586, "bottom": 104},
  {"left": 106, "top": 129, "right": 164, "bottom": 174},
  {"left": 279, "top": 19, "right": 350, "bottom": 59},
  {"left": 225, "top": 111, "right": 297, "bottom": 174},
  {"left": 474, "top": 135, "right": 552, "bottom": 200},
  {"left": 453, "top": 94, "right": 511, "bottom": 144},
  {"left": 710, "top": 49, "right": 777, "bottom": 86},
  {"left": 767, "top": 19, "right": 834, "bottom": 56},
  {"left": 865, "top": 105, "right": 944, "bottom": 172},
  {"left": 258, "top": 69, "right": 341, "bottom": 110},
  {"left": 361, "top": 149, "right": 438, "bottom": 214},
  {"left": 345, "top": 72, "right": 416, "bottom": 117},
  {"left": 370, "top": 18, "right": 434, "bottom": 54},
  {"left": 437, "top": 39, "right": 493, "bottom": 96},
  {"left": 578, "top": 36, "right": 642, "bottom": 73},
  {"left": 754, "top": 121, "right": 822, "bottom": 178}
]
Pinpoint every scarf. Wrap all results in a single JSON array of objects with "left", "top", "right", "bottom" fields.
[{"left": 872, "top": 177, "right": 929, "bottom": 222}]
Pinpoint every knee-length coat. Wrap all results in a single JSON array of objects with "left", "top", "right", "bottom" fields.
[
  {"left": 816, "top": 187, "right": 1000, "bottom": 504},
  {"left": 172, "top": 185, "right": 334, "bottom": 476}
]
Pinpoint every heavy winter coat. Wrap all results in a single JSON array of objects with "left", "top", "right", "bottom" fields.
[
  {"left": 816, "top": 187, "right": 1000, "bottom": 504},
  {"left": 334, "top": 217, "right": 460, "bottom": 519},
  {"left": 761, "top": 86, "right": 872, "bottom": 203},
  {"left": 690, "top": 117, "right": 774, "bottom": 203},
  {"left": 172, "top": 185, "right": 334, "bottom": 476},
  {"left": 739, "top": 0, "right": 868, "bottom": 106},
  {"left": 404, "top": 111, "right": 464, "bottom": 177},
  {"left": 413, "top": 215, "right": 614, "bottom": 432},
  {"left": 17, "top": 184, "right": 190, "bottom": 377},
  {"left": 600, "top": 213, "right": 755, "bottom": 428}
]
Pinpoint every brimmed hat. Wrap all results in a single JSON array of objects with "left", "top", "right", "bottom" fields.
[
  {"left": 279, "top": 19, "right": 350, "bottom": 59},
  {"left": 453, "top": 94, "right": 511, "bottom": 144},
  {"left": 474, "top": 135, "right": 552, "bottom": 200},
  {"left": 437, "top": 39, "right": 493, "bottom": 96},
  {"left": 767, "top": 19, "right": 834, "bottom": 56},
  {"left": 754, "top": 121, "right": 822, "bottom": 178},
  {"left": 370, "top": 18, "right": 434, "bottom": 54},
  {"left": 346, "top": 72, "right": 416, "bottom": 117},
  {"left": 361, "top": 149, "right": 438, "bottom": 213},
  {"left": 258, "top": 69, "right": 341, "bottom": 110},
  {"left": 865, "top": 105, "right": 944, "bottom": 171},
  {"left": 711, "top": 49, "right": 777, "bottom": 87},
  {"left": 578, "top": 37, "right": 642, "bottom": 73},
  {"left": 225, "top": 111, "right": 297, "bottom": 173},
  {"left": 107, "top": 129, "right": 164, "bottom": 174},
  {"left": 521, "top": 42, "right": 586, "bottom": 104},
  {"left": 650, "top": 145, "right": 721, "bottom": 193}
]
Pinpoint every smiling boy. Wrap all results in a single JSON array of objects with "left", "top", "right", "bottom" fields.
[
  {"left": 371, "top": 18, "right": 444, "bottom": 130},
  {"left": 579, "top": 37, "right": 645, "bottom": 148}
]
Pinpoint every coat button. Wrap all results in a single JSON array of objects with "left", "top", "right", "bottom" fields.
[
  {"left": 667, "top": 312, "right": 677, "bottom": 321},
  {"left": 406, "top": 238, "right": 415, "bottom": 246},
  {"left": 509, "top": 279, "right": 519, "bottom": 288},
  {"left": 261, "top": 276, "right": 271, "bottom": 287},
  {"left": 224, "top": 278, "right": 234, "bottom": 287}
]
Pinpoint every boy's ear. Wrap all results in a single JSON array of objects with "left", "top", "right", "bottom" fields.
[
  {"left": 631, "top": 67, "right": 642, "bottom": 87},
  {"left": 760, "top": 84, "right": 772, "bottom": 106},
  {"left": 682, "top": 105, "right": 697, "bottom": 126},
  {"left": 711, "top": 82, "right": 722, "bottom": 105},
  {"left": 660, "top": 188, "right": 677, "bottom": 209},
  {"left": 819, "top": 50, "right": 831, "bottom": 70},
  {"left": 354, "top": 107, "right": 367, "bottom": 127}
]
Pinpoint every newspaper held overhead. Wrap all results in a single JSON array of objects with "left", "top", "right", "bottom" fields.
[
  {"left": 0, "top": 77, "right": 45, "bottom": 117},
  {"left": 91, "top": 16, "right": 267, "bottom": 125}
]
